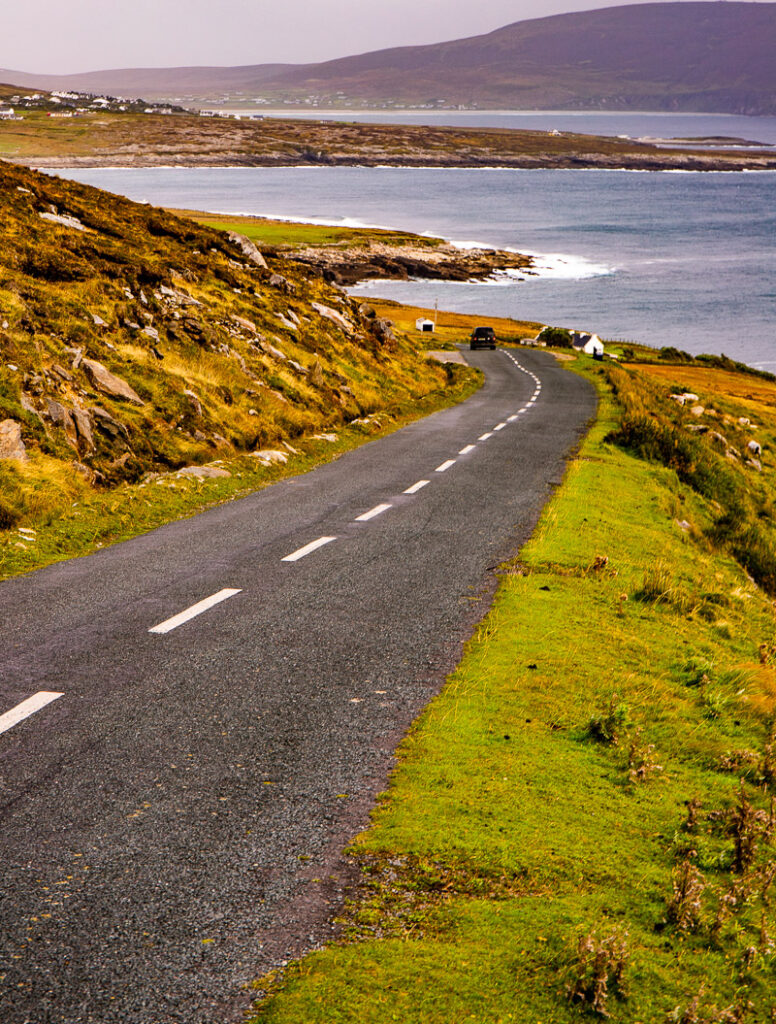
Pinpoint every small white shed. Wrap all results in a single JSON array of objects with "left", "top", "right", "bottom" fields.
[{"left": 415, "top": 318, "right": 435, "bottom": 333}]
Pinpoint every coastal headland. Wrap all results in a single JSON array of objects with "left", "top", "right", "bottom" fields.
[{"left": 2, "top": 109, "right": 776, "bottom": 171}]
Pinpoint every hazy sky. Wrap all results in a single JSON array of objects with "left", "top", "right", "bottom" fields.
[{"left": 3, "top": 0, "right": 769, "bottom": 74}]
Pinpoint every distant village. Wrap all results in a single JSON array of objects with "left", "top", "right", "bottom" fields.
[{"left": 0, "top": 90, "right": 188, "bottom": 120}]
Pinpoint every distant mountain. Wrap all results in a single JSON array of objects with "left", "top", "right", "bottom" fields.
[{"left": 3, "top": 2, "right": 775, "bottom": 114}]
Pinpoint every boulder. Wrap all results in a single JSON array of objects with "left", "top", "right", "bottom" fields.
[
  {"left": 690, "top": 405, "right": 705, "bottom": 417},
  {"left": 310, "top": 359, "right": 325, "bottom": 388},
  {"left": 184, "top": 390, "right": 203, "bottom": 418},
  {"left": 268, "top": 273, "right": 295, "bottom": 294},
  {"left": 0, "top": 419, "right": 27, "bottom": 461},
  {"left": 251, "top": 449, "right": 288, "bottom": 465},
  {"left": 91, "top": 406, "right": 128, "bottom": 439},
  {"left": 311, "top": 302, "right": 351, "bottom": 332},
  {"left": 81, "top": 359, "right": 143, "bottom": 404},
  {"left": 175, "top": 465, "right": 231, "bottom": 479},
  {"left": 227, "top": 231, "right": 268, "bottom": 269}
]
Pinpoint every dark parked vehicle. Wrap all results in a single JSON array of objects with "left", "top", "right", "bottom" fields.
[{"left": 470, "top": 326, "right": 496, "bottom": 350}]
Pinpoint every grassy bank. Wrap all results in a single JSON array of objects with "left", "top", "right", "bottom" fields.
[
  {"left": 0, "top": 368, "right": 478, "bottom": 580},
  {"left": 250, "top": 356, "right": 776, "bottom": 1023}
]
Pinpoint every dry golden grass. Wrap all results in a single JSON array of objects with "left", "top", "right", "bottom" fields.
[{"left": 634, "top": 363, "right": 776, "bottom": 409}]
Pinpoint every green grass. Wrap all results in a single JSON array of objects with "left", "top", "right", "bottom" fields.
[
  {"left": 170, "top": 211, "right": 441, "bottom": 251},
  {"left": 250, "top": 361, "right": 776, "bottom": 1023}
]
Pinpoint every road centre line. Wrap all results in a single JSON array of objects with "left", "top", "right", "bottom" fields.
[
  {"left": 479, "top": 432, "right": 493, "bottom": 441},
  {"left": 435, "top": 460, "right": 457, "bottom": 473},
  {"left": 149, "top": 588, "right": 242, "bottom": 634},
  {"left": 0, "top": 691, "right": 63, "bottom": 737},
  {"left": 404, "top": 480, "right": 430, "bottom": 495},
  {"left": 459, "top": 445, "right": 476, "bottom": 455},
  {"left": 507, "top": 415, "right": 518, "bottom": 422},
  {"left": 282, "top": 536, "right": 337, "bottom": 563},
  {"left": 355, "top": 503, "right": 392, "bottom": 522},
  {"left": 494, "top": 423, "right": 507, "bottom": 431}
]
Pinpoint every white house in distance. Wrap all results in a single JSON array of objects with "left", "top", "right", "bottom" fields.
[
  {"left": 0, "top": 107, "right": 19, "bottom": 120},
  {"left": 571, "top": 331, "right": 605, "bottom": 357},
  {"left": 415, "top": 317, "right": 435, "bottom": 333}
]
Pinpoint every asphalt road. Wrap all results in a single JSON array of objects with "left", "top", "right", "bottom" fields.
[{"left": 0, "top": 348, "right": 596, "bottom": 1024}]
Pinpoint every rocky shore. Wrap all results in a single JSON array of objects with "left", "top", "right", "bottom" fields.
[{"left": 275, "top": 238, "right": 535, "bottom": 286}]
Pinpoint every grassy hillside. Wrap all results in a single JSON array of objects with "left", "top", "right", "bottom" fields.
[
  {"left": 250, "top": 355, "right": 776, "bottom": 1022},
  {"left": 0, "top": 161, "right": 477, "bottom": 575}
]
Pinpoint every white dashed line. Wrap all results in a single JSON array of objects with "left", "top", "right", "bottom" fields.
[
  {"left": 149, "top": 588, "right": 242, "bottom": 634},
  {"left": 404, "top": 480, "right": 430, "bottom": 495},
  {"left": 459, "top": 445, "right": 476, "bottom": 455},
  {"left": 494, "top": 423, "right": 507, "bottom": 431},
  {"left": 282, "top": 537, "right": 337, "bottom": 563},
  {"left": 479, "top": 432, "right": 494, "bottom": 441},
  {"left": 435, "top": 460, "right": 456, "bottom": 473},
  {"left": 0, "top": 692, "right": 63, "bottom": 737},
  {"left": 355, "top": 503, "right": 392, "bottom": 522},
  {"left": 507, "top": 415, "right": 518, "bottom": 422}
]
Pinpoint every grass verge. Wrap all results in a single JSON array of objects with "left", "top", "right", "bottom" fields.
[
  {"left": 249, "top": 358, "right": 776, "bottom": 1023},
  {"left": 0, "top": 367, "right": 479, "bottom": 581}
]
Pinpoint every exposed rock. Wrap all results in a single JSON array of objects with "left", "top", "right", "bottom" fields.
[
  {"left": 0, "top": 419, "right": 27, "bottom": 461},
  {"left": 708, "top": 431, "right": 729, "bottom": 448},
  {"left": 287, "top": 359, "right": 308, "bottom": 375},
  {"left": 251, "top": 449, "right": 288, "bottom": 465},
  {"left": 39, "top": 210, "right": 89, "bottom": 232},
  {"left": 268, "top": 273, "right": 296, "bottom": 294},
  {"left": 687, "top": 423, "right": 708, "bottom": 433},
  {"left": 158, "top": 284, "right": 201, "bottom": 307},
  {"left": 231, "top": 314, "right": 257, "bottom": 334},
  {"left": 175, "top": 465, "right": 231, "bottom": 479},
  {"left": 311, "top": 302, "right": 351, "bottom": 332},
  {"left": 275, "top": 313, "right": 298, "bottom": 332},
  {"left": 690, "top": 404, "right": 705, "bottom": 417},
  {"left": 91, "top": 405, "right": 128, "bottom": 439},
  {"left": 92, "top": 313, "right": 107, "bottom": 327},
  {"left": 71, "top": 407, "right": 94, "bottom": 451},
  {"left": 227, "top": 231, "right": 268, "bottom": 269},
  {"left": 259, "top": 340, "right": 287, "bottom": 362},
  {"left": 312, "top": 433, "right": 338, "bottom": 443},
  {"left": 142, "top": 325, "right": 160, "bottom": 342},
  {"left": 52, "top": 363, "right": 73, "bottom": 381},
  {"left": 747, "top": 458, "right": 762, "bottom": 472},
  {"left": 310, "top": 359, "right": 325, "bottom": 388},
  {"left": 184, "top": 389, "right": 203, "bottom": 418},
  {"left": 373, "top": 318, "right": 396, "bottom": 343},
  {"left": 81, "top": 358, "right": 143, "bottom": 404},
  {"left": 676, "top": 519, "right": 692, "bottom": 532}
]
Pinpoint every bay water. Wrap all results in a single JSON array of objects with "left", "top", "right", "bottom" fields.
[{"left": 55, "top": 162, "right": 776, "bottom": 366}]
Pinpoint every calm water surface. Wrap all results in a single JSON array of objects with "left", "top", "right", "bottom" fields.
[{"left": 55, "top": 165, "right": 776, "bottom": 365}]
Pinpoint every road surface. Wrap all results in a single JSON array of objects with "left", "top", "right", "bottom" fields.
[{"left": 0, "top": 348, "right": 595, "bottom": 1023}]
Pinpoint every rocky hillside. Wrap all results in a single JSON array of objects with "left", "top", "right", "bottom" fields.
[{"left": 0, "top": 160, "right": 451, "bottom": 530}]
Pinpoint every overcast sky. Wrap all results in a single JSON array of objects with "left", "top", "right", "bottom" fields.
[{"left": 3, "top": 0, "right": 769, "bottom": 74}]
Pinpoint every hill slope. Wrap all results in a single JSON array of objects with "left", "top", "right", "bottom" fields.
[
  {"left": 2, "top": 2, "right": 775, "bottom": 113},
  {"left": 0, "top": 160, "right": 455, "bottom": 535}
]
